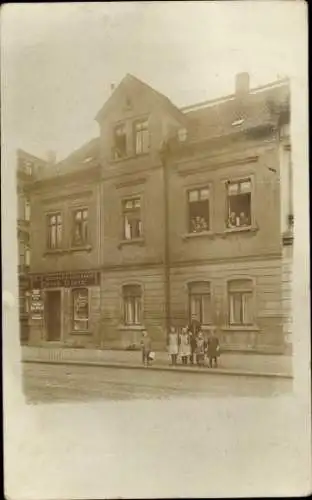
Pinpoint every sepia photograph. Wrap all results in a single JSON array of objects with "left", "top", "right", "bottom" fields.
[{"left": 2, "top": 2, "right": 310, "bottom": 499}]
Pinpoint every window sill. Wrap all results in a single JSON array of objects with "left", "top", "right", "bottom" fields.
[
  {"left": 221, "top": 325, "right": 260, "bottom": 332},
  {"left": 118, "top": 238, "right": 145, "bottom": 248},
  {"left": 71, "top": 330, "right": 91, "bottom": 335},
  {"left": 182, "top": 231, "right": 214, "bottom": 240},
  {"left": 69, "top": 245, "right": 92, "bottom": 253},
  {"left": 44, "top": 246, "right": 92, "bottom": 256},
  {"left": 117, "top": 325, "right": 145, "bottom": 331},
  {"left": 111, "top": 152, "right": 150, "bottom": 164},
  {"left": 223, "top": 225, "right": 258, "bottom": 235}
]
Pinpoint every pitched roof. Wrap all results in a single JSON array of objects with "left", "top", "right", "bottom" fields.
[
  {"left": 182, "top": 79, "right": 290, "bottom": 143},
  {"left": 95, "top": 73, "right": 186, "bottom": 124}
]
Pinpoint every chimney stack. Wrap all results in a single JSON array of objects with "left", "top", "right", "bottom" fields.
[
  {"left": 46, "top": 150, "right": 56, "bottom": 165},
  {"left": 235, "top": 72, "right": 250, "bottom": 99}
]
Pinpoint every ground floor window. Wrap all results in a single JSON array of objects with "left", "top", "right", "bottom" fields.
[
  {"left": 123, "top": 284, "right": 142, "bottom": 325},
  {"left": 72, "top": 288, "right": 89, "bottom": 331},
  {"left": 228, "top": 279, "right": 253, "bottom": 325},
  {"left": 188, "top": 281, "right": 212, "bottom": 324}
]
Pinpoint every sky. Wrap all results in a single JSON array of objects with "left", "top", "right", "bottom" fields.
[{"left": 2, "top": 1, "right": 307, "bottom": 161}]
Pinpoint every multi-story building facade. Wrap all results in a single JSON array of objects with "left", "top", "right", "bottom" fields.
[
  {"left": 17, "top": 150, "right": 48, "bottom": 342},
  {"left": 24, "top": 72, "right": 292, "bottom": 353}
]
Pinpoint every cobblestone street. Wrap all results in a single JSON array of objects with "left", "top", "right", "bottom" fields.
[{"left": 23, "top": 362, "right": 292, "bottom": 403}]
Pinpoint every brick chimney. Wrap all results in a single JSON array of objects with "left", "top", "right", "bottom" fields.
[
  {"left": 46, "top": 150, "right": 56, "bottom": 165},
  {"left": 235, "top": 72, "right": 250, "bottom": 99}
]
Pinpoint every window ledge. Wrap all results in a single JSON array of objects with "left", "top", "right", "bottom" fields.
[
  {"left": 182, "top": 231, "right": 214, "bottom": 240},
  {"left": 117, "top": 325, "right": 145, "bottom": 331},
  {"left": 118, "top": 238, "right": 145, "bottom": 248},
  {"left": 111, "top": 153, "right": 150, "bottom": 164},
  {"left": 70, "top": 330, "right": 91, "bottom": 335},
  {"left": 69, "top": 245, "right": 92, "bottom": 253},
  {"left": 44, "top": 249, "right": 67, "bottom": 256},
  {"left": 222, "top": 225, "right": 258, "bottom": 235},
  {"left": 222, "top": 325, "right": 260, "bottom": 332}
]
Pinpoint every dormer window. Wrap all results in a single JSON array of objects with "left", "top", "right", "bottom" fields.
[
  {"left": 113, "top": 123, "right": 127, "bottom": 159},
  {"left": 134, "top": 119, "right": 149, "bottom": 155}
]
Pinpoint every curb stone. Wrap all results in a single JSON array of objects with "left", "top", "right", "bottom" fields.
[{"left": 22, "top": 359, "right": 293, "bottom": 380}]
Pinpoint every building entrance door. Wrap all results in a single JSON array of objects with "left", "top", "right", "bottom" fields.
[{"left": 46, "top": 290, "right": 61, "bottom": 341}]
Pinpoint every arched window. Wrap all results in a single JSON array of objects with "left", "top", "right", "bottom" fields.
[
  {"left": 72, "top": 288, "right": 89, "bottom": 331},
  {"left": 123, "top": 285, "right": 142, "bottom": 325},
  {"left": 228, "top": 279, "right": 253, "bottom": 325},
  {"left": 188, "top": 281, "right": 211, "bottom": 325}
]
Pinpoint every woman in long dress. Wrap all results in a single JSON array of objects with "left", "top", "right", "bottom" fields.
[
  {"left": 179, "top": 327, "right": 191, "bottom": 365},
  {"left": 168, "top": 326, "right": 179, "bottom": 365}
]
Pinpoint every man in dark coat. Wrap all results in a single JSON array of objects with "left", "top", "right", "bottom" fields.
[
  {"left": 207, "top": 329, "right": 220, "bottom": 368},
  {"left": 187, "top": 317, "right": 201, "bottom": 365}
]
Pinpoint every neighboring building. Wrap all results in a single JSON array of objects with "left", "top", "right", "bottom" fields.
[
  {"left": 25, "top": 72, "right": 292, "bottom": 353},
  {"left": 17, "top": 149, "right": 48, "bottom": 343}
]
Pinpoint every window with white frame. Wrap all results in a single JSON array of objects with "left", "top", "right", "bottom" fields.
[
  {"left": 228, "top": 279, "right": 253, "bottom": 325},
  {"left": 188, "top": 187, "right": 210, "bottom": 233},
  {"left": 72, "top": 288, "right": 89, "bottom": 331},
  {"left": 123, "top": 285, "right": 142, "bottom": 325},
  {"left": 188, "top": 281, "right": 212, "bottom": 325},
  {"left": 134, "top": 119, "right": 149, "bottom": 155},
  {"left": 72, "top": 208, "right": 88, "bottom": 247},
  {"left": 113, "top": 123, "right": 127, "bottom": 159},
  {"left": 226, "top": 179, "right": 252, "bottom": 228},
  {"left": 47, "top": 213, "right": 62, "bottom": 249},
  {"left": 123, "top": 198, "right": 142, "bottom": 240}
]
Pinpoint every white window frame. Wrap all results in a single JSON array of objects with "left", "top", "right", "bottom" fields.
[
  {"left": 187, "top": 186, "right": 211, "bottom": 234},
  {"left": 72, "top": 287, "right": 89, "bottom": 332}
]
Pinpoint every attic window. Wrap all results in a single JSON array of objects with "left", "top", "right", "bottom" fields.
[{"left": 113, "top": 123, "right": 127, "bottom": 159}]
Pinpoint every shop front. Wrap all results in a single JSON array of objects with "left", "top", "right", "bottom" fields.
[{"left": 28, "top": 270, "right": 101, "bottom": 347}]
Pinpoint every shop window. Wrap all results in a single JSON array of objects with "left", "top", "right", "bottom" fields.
[
  {"left": 228, "top": 279, "right": 253, "bottom": 325},
  {"left": 226, "top": 179, "right": 251, "bottom": 228},
  {"left": 72, "top": 208, "right": 88, "bottom": 247},
  {"left": 72, "top": 288, "right": 89, "bottom": 331},
  {"left": 47, "top": 213, "right": 62, "bottom": 249},
  {"left": 113, "top": 123, "right": 127, "bottom": 159},
  {"left": 134, "top": 119, "right": 149, "bottom": 155},
  {"left": 123, "top": 197, "right": 142, "bottom": 240},
  {"left": 123, "top": 285, "right": 142, "bottom": 325},
  {"left": 188, "top": 187, "right": 210, "bottom": 233},
  {"left": 188, "top": 281, "right": 212, "bottom": 324}
]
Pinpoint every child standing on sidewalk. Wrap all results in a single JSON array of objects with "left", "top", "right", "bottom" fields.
[
  {"left": 168, "top": 326, "right": 179, "bottom": 365},
  {"left": 140, "top": 330, "right": 152, "bottom": 367},
  {"left": 207, "top": 329, "right": 220, "bottom": 368}
]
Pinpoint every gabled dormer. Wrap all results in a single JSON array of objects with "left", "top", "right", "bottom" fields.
[{"left": 95, "top": 74, "right": 186, "bottom": 165}]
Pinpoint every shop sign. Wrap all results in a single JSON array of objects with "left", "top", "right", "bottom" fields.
[
  {"left": 30, "top": 289, "right": 44, "bottom": 319},
  {"left": 31, "top": 271, "right": 100, "bottom": 289}
]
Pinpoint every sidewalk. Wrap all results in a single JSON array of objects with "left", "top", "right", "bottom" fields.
[{"left": 22, "top": 346, "right": 293, "bottom": 378}]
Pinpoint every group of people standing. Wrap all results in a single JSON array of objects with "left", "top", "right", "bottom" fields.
[
  {"left": 140, "top": 320, "right": 220, "bottom": 368},
  {"left": 168, "top": 323, "right": 220, "bottom": 368}
]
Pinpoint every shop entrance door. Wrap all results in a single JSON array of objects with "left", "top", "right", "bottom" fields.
[{"left": 46, "top": 291, "right": 61, "bottom": 341}]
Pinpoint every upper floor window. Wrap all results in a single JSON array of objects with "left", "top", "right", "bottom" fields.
[
  {"left": 25, "top": 247, "right": 30, "bottom": 267},
  {"left": 72, "top": 209, "right": 88, "bottom": 247},
  {"left": 72, "top": 288, "right": 89, "bottom": 331},
  {"left": 123, "top": 198, "right": 142, "bottom": 240},
  {"left": 134, "top": 120, "right": 149, "bottom": 155},
  {"left": 47, "top": 213, "right": 62, "bottom": 249},
  {"left": 123, "top": 284, "right": 142, "bottom": 325},
  {"left": 228, "top": 279, "right": 253, "bottom": 325},
  {"left": 188, "top": 281, "right": 212, "bottom": 325},
  {"left": 25, "top": 198, "right": 31, "bottom": 221},
  {"left": 226, "top": 179, "right": 251, "bottom": 229},
  {"left": 113, "top": 123, "right": 127, "bottom": 159},
  {"left": 188, "top": 187, "right": 210, "bottom": 233}
]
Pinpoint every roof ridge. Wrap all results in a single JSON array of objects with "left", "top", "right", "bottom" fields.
[{"left": 181, "top": 77, "right": 290, "bottom": 114}]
